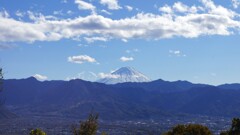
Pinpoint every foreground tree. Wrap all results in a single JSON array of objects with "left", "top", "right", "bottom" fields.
[
  {"left": 220, "top": 118, "right": 240, "bottom": 135},
  {"left": 163, "top": 124, "right": 212, "bottom": 135},
  {"left": 0, "top": 68, "right": 3, "bottom": 84},
  {"left": 0, "top": 68, "right": 2, "bottom": 91},
  {"left": 0, "top": 68, "right": 3, "bottom": 106},
  {"left": 29, "top": 128, "right": 46, "bottom": 135},
  {"left": 0, "top": 67, "right": 16, "bottom": 119},
  {"left": 72, "top": 112, "right": 99, "bottom": 135}
]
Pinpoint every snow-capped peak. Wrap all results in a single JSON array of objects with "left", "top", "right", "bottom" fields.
[{"left": 97, "top": 67, "right": 151, "bottom": 84}]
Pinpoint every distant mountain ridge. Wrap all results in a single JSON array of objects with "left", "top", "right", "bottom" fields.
[
  {"left": 218, "top": 83, "right": 240, "bottom": 90},
  {"left": 2, "top": 77, "right": 240, "bottom": 120},
  {"left": 114, "top": 79, "right": 209, "bottom": 93},
  {"left": 97, "top": 67, "right": 151, "bottom": 84}
]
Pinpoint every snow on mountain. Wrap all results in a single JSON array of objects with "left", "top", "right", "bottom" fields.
[{"left": 97, "top": 67, "right": 151, "bottom": 84}]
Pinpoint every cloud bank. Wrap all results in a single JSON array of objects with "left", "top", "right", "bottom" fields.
[{"left": 0, "top": 0, "right": 240, "bottom": 44}]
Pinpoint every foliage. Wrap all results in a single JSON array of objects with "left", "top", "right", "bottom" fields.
[
  {"left": 220, "top": 131, "right": 229, "bottom": 135},
  {"left": 220, "top": 118, "right": 240, "bottom": 135},
  {"left": 29, "top": 128, "right": 46, "bottom": 135},
  {"left": 163, "top": 124, "right": 212, "bottom": 135},
  {"left": 72, "top": 112, "right": 99, "bottom": 135},
  {"left": 101, "top": 132, "right": 108, "bottom": 135},
  {"left": 0, "top": 68, "right": 3, "bottom": 106}
]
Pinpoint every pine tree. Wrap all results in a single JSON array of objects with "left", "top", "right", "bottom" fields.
[{"left": 72, "top": 112, "right": 99, "bottom": 135}]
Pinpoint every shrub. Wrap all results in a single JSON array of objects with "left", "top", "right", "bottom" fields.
[
  {"left": 163, "top": 124, "right": 212, "bottom": 135},
  {"left": 29, "top": 128, "right": 46, "bottom": 135}
]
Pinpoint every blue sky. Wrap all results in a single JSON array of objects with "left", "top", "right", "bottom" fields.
[{"left": 1, "top": 0, "right": 240, "bottom": 85}]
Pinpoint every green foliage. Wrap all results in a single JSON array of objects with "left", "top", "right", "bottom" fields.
[
  {"left": 72, "top": 112, "right": 99, "bottom": 135},
  {"left": 163, "top": 124, "right": 212, "bottom": 135},
  {"left": 220, "top": 118, "right": 240, "bottom": 135},
  {"left": 101, "top": 132, "right": 108, "bottom": 135},
  {"left": 29, "top": 128, "right": 46, "bottom": 135}
]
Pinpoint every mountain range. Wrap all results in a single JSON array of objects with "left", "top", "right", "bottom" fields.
[{"left": 2, "top": 73, "right": 240, "bottom": 120}]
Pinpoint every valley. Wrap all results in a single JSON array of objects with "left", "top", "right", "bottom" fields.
[{"left": 0, "top": 115, "right": 232, "bottom": 135}]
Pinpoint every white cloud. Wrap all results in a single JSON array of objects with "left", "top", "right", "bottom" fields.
[
  {"left": 125, "top": 5, "right": 133, "bottom": 11},
  {"left": 160, "top": 2, "right": 197, "bottom": 14},
  {"left": 173, "top": 2, "right": 189, "bottom": 13},
  {"left": 169, "top": 50, "right": 181, "bottom": 55},
  {"left": 66, "top": 71, "right": 97, "bottom": 81},
  {"left": 0, "top": 18, "right": 49, "bottom": 42},
  {"left": 125, "top": 48, "right": 139, "bottom": 54},
  {"left": 120, "top": 56, "right": 134, "bottom": 62},
  {"left": 101, "top": 9, "right": 112, "bottom": 15},
  {"left": 0, "top": 9, "right": 10, "bottom": 18},
  {"left": 98, "top": 72, "right": 120, "bottom": 79},
  {"left": 100, "top": 0, "right": 122, "bottom": 10},
  {"left": 78, "top": 43, "right": 89, "bottom": 47},
  {"left": 75, "top": 0, "right": 96, "bottom": 13},
  {"left": 201, "top": 0, "right": 235, "bottom": 18},
  {"left": 0, "top": 0, "right": 240, "bottom": 43},
  {"left": 84, "top": 36, "right": 108, "bottom": 43},
  {"left": 189, "top": 6, "right": 198, "bottom": 13},
  {"left": 68, "top": 55, "right": 97, "bottom": 64},
  {"left": 121, "top": 39, "right": 128, "bottom": 42},
  {"left": 169, "top": 50, "right": 186, "bottom": 57},
  {"left": 67, "top": 10, "right": 74, "bottom": 15},
  {"left": 15, "top": 10, "right": 25, "bottom": 17},
  {"left": 26, "top": 11, "right": 58, "bottom": 22},
  {"left": 53, "top": 10, "right": 64, "bottom": 16},
  {"left": 232, "top": 0, "right": 240, "bottom": 8},
  {"left": 61, "top": 0, "right": 68, "bottom": 3},
  {"left": 159, "top": 5, "right": 173, "bottom": 14},
  {"left": 33, "top": 74, "right": 48, "bottom": 81}
]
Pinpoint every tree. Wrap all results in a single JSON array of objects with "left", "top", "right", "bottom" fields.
[
  {"left": 0, "top": 68, "right": 3, "bottom": 106},
  {"left": 230, "top": 118, "right": 240, "bottom": 134},
  {"left": 163, "top": 124, "right": 213, "bottom": 135},
  {"left": 220, "top": 118, "right": 240, "bottom": 135},
  {"left": 0, "top": 68, "right": 3, "bottom": 92},
  {"left": 72, "top": 112, "right": 99, "bottom": 135},
  {"left": 29, "top": 128, "right": 46, "bottom": 135}
]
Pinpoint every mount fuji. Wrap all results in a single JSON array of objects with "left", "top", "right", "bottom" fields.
[{"left": 97, "top": 67, "right": 151, "bottom": 84}]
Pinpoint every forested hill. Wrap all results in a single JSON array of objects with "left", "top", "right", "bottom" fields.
[{"left": 2, "top": 77, "right": 240, "bottom": 119}]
